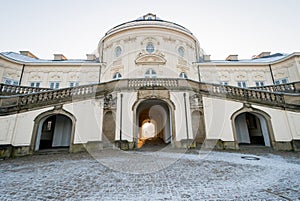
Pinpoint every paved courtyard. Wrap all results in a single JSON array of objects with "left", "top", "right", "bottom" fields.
[{"left": 0, "top": 148, "right": 300, "bottom": 200}]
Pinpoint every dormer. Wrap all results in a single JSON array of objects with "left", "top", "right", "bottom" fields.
[
  {"left": 19, "top": 51, "right": 38, "bottom": 59},
  {"left": 54, "top": 54, "right": 67, "bottom": 61},
  {"left": 253, "top": 52, "right": 271, "bottom": 59},
  {"left": 226, "top": 55, "right": 238, "bottom": 61}
]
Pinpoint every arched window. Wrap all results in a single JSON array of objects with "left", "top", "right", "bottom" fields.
[
  {"left": 179, "top": 72, "right": 187, "bottom": 79},
  {"left": 113, "top": 72, "right": 122, "bottom": 80},
  {"left": 145, "top": 69, "right": 157, "bottom": 78}
]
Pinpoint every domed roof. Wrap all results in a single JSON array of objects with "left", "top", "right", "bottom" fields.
[{"left": 105, "top": 13, "right": 193, "bottom": 36}]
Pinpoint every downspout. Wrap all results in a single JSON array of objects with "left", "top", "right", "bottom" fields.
[
  {"left": 119, "top": 94, "right": 123, "bottom": 142},
  {"left": 98, "top": 64, "right": 102, "bottom": 83},
  {"left": 269, "top": 64, "right": 275, "bottom": 85},
  {"left": 19, "top": 64, "right": 25, "bottom": 85},
  {"left": 197, "top": 65, "right": 201, "bottom": 82},
  {"left": 183, "top": 93, "right": 190, "bottom": 149}
]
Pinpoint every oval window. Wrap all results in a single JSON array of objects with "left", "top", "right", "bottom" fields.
[
  {"left": 178, "top": 47, "right": 184, "bottom": 57},
  {"left": 146, "top": 43, "right": 155, "bottom": 53},
  {"left": 115, "top": 46, "right": 122, "bottom": 57}
]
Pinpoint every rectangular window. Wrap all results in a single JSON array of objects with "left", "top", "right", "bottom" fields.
[
  {"left": 3, "top": 78, "right": 19, "bottom": 85},
  {"left": 237, "top": 81, "right": 247, "bottom": 88},
  {"left": 30, "top": 82, "right": 41, "bottom": 88},
  {"left": 275, "top": 78, "right": 288, "bottom": 85},
  {"left": 220, "top": 81, "right": 228, "bottom": 85},
  {"left": 255, "top": 81, "right": 264, "bottom": 87},
  {"left": 49, "top": 82, "right": 60, "bottom": 89},
  {"left": 70, "top": 82, "right": 79, "bottom": 87}
]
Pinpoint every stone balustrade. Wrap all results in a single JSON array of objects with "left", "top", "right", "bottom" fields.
[
  {"left": 0, "top": 79, "right": 299, "bottom": 115},
  {"left": 250, "top": 82, "right": 300, "bottom": 93},
  {"left": 0, "top": 83, "right": 50, "bottom": 95}
]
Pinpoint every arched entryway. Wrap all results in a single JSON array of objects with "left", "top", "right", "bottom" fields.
[
  {"left": 191, "top": 110, "right": 206, "bottom": 144},
  {"left": 102, "top": 111, "right": 116, "bottom": 146},
  {"left": 31, "top": 110, "right": 75, "bottom": 152},
  {"left": 233, "top": 110, "right": 273, "bottom": 147},
  {"left": 136, "top": 99, "right": 172, "bottom": 149}
]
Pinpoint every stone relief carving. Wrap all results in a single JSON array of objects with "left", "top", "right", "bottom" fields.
[
  {"left": 141, "top": 37, "right": 159, "bottom": 45},
  {"left": 103, "top": 93, "right": 117, "bottom": 109},
  {"left": 189, "top": 93, "right": 203, "bottom": 109},
  {"left": 138, "top": 90, "right": 169, "bottom": 99},
  {"left": 135, "top": 51, "right": 166, "bottom": 65}
]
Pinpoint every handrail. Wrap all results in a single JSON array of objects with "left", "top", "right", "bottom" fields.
[
  {"left": 249, "top": 82, "right": 300, "bottom": 93},
  {"left": 0, "top": 79, "right": 299, "bottom": 115},
  {"left": 0, "top": 83, "right": 51, "bottom": 95}
]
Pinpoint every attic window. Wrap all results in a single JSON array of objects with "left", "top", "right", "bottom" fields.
[{"left": 143, "top": 13, "right": 156, "bottom": 20}]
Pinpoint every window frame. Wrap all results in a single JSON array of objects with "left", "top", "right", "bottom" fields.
[
  {"left": 49, "top": 82, "right": 60, "bottom": 89},
  {"left": 145, "top": 69, "right": 157, "bottom": 78}
]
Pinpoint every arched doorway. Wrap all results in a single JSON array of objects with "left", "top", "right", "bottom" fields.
[
  {"left": 136, "top": 99, "right": 172, "bottom": 148},
  {"left": 234, "top": 112, "right": 271, "bottom": 146},
  {"left": 35, "top": 114, "right": 72, "bottom": 150},
  {"left": 102, "top": 111, "right": 116, "bottom": 146},
  {"left": 192, "top": 110, "right": 206, "bottom": 144}
]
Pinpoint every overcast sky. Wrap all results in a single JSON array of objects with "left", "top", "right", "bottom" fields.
[{"left": 0, "top": 0, "right": 299, "bottom": 60}]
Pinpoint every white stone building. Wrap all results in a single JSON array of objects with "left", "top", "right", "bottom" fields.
[{"left": 0, "top": 13, "right": 299, "bottom": 157}]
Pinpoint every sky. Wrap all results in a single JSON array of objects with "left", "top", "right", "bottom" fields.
[{"left": 0, "top": 0, "right": 299, "bottom": 60}]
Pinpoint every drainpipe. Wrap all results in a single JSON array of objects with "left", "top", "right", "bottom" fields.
[
  {"left": 197, "top": 65, "right": 201, "bottom": 82},
  {"left": 98, "top": 64, "right": 102, "bottom": 83},
  {"left": 183, "top": 93, "right": 190, "bottom": 149},
  {"left": 19, "top": 64, "right": 25, "bottom": 85},
  {"left": 119, "top": 94, "right": 123, "bottom": 142},
  {"left": 269, "top": 64, "right": 275, "bottom": 85}
]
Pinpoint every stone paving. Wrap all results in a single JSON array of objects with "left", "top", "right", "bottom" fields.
[{"left": 0, "top": 149, "right": 300, "bottom": 200}]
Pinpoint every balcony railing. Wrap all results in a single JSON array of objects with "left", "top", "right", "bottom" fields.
[{"left": 0, "top": 79, "right": 299, "bottom": 115}]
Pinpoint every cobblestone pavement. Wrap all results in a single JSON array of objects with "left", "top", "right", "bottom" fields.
[{"left": 0, "top": 149, "right": 300, "bottom": 200}]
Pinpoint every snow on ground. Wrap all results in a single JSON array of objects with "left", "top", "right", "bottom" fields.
[{"left": 0, "top": 150, "right": 299, "bottom": 200}]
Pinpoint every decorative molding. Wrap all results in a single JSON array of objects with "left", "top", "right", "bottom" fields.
[
  {"left": 141, "top": 37, "right": 159, "bottom": 45},
  {"left": 123, "top": 36, "right": 137, "bottom": 43},
  {"left": 138, "top": 90, "right": 169, "bottom": 99},
  {"left": 163, "top": 36, "right": 176, "bottom": 43},
  {"left": 135, "top": 51, "right": 166, "bottom": 65},
  {"left": 103, "top": 94, "right": 117, "bottom": 109}
]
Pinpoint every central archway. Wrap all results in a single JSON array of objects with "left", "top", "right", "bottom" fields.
[{"left": 136, "top": 99, "right": 172, "bottom": 149}]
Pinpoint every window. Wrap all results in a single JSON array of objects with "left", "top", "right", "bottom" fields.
[
  {"left": 113, "top": 72, "right": 122, "bottom": 80},
  {"left": 70, "top": 82, "right": 79, "bottom": 87},
  {"left": 178, "top": 47, "right": 184, "bottom": 57},
  {"left": 3, "top": 78, "right": 19, "bottom": 85},
  {"left": 115, "top": 46, "right": 122, "bottom": 57},
  {"left": 179, "top": 72, "right": 187, "bottom": 79},
  {"left": 220, "top": 81, "right": 228, "bottom": 85},
  {"left": 275, "top": 78, "right": 288, "bottom": 85},
  {"left": 237, "top": 81, "right": 247, "bottom": 88},
  {"left": 49, "top": 82, "right": 60, "bottom": 89},
  {"left": 30, "top": 82, "right": 41, "bottom": 88},
  {"left": 255, "top": 81, "right": 264, "bottom": 87},
  {"left": 145, "top": 69, "right": 157, "bottom": 78},
  {"left": 146, "top": 43, "right": 155, "bottom": 53}
]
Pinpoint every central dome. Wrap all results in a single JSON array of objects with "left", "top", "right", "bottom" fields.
[{"left": 105, "top": 13, "right": 193, "bottom": 36}]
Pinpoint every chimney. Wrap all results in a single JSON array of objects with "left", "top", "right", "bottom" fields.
[
  {"left": 255, "top": 52, "right": 271, "bottom": 59},
  {"left": 226, "top": 54, "right": 238, "bottom": 61},
  {"left": 19, "top": 51, "right": 38, "bottom": 59},
  {"left": 54, "top": 54, "right": 67, "bottom": 61},
  {"left": 86, "top": 54, "right": 96, "bottom": 61},
  {"left": 203, "top": 55, "right": 211, "bottom": 61}
]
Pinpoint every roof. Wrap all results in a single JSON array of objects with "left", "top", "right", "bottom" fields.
[
  {"left": 0, "top": 52, "right": 99, "bottom": 64},
  {"left": 105, "top": 13, "right": 193, "bottom": 36},
  {"left": 200, "top": 53, "right": 290, "bottom": 64}
]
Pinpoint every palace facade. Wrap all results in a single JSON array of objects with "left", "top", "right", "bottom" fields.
[{"left": 0, "top": 13, "right": 299, "bottom": 157}]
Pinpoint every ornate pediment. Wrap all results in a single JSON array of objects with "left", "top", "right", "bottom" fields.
[{"left": 135, "top": 52, "right": 166, "bottom": 65}]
